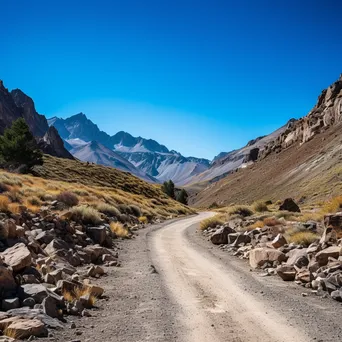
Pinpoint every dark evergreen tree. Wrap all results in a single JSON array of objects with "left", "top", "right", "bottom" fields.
[
  {"left": 176, "top": 189, "right": 188, "bottom": 205},
  {"left": 161, "top": 180, "right": 175, "bottom": 199},
  {"left": 0, "top": 118, "right": 43, "bottom": 170}
]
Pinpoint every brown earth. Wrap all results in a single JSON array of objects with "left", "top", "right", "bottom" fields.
[{"left": 191, "top": 122, "right": 342, "bottom": 208}]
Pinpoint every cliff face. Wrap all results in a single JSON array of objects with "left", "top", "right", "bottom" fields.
[
  {"left": 260, "top": 75, "right": 342, "bottom": 159},
  {"left": 0, "top": 80, "right": 73, "bottom": 159}
]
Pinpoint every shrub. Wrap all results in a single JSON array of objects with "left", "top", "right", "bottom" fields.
[
  {"left": 110, "top": 222, "right": 129, "bottom": 238},
  {"left": 161, "top": 180, "right": 175, "bottom": 199},
  {"left": 286, "top": 231, "right": 319, "bottom": 246},
  {"left": 117, "top": 203, "right": 130, "bottom": 214},
  {"left": 248, "top": 220, "right": 265, "bottom": 229},
  {"left": 138, "top": 216, "right": 148, "bottom": 224},
  {"left": 129, "top": 204, "right": 141, "bottom": 217},
  {"left": 96, "top": 203, "right": 120, "bottom": 217},
  {"left": 27, "top": 196, "right": 41, "bottom": 206},
  {"left": 252, "top": 201, "right": 269, "bottom": 212},
  {"left": 263, "top": 217, "right": 281, "bottom": 226},
  {"left": 62, "top": 286, "right": 97, "bottom": 307},
  {"left": 70, "top": 206, "right": 102, "bottom": 225},
  {"left": 227, "top": 205, "right": 253, "bottom": 217},
  {"left": 321, "top": 196, "right": 342, "bottom": 214},
  {"left": 200, "top": 215, "right": 224, "bottom": 231},
  {"left": 6, "top": 189, "right": 21, "bottom": 203},
  {"left": 57, "top": 191, "right": 79, "bottom": 207},
  {"left": 0, "top": 182, "right": 10, "bottom": 194},
  {"left": 176, "top": 189, "right": 188, "bottom": 205},
  {"left": 0, "top": 195, "right": 9, "bottom": 212}
]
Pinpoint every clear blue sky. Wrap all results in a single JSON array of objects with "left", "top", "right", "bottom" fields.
[{"left": 1, "top": 0, "right": 341, "bottom": 159}]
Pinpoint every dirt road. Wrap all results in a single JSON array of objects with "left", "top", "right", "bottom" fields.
[{"left": 45, "top": 213, "right": 342, "bottom": 342}]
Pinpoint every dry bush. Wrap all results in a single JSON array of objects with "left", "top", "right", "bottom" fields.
[
  {"left": 57, "top": 191, "right": 79, "bottom": 207},
  {"left": 0, "top": 182, "right": 10, "bottom": 194},
  {"left": 286, "top": 231, "right": 319, "bottom": 246},
  {"left": 263, "top": 217, "right": 281, "bottom": 226},
  {"left": 321, "top": 196, "right": 342, "bottom": 214},
  {"left": 110, "top": 222, "right": 129, "bottom": 238},
  {"left": 248, "top": 220, "right": 265, "bottom": 229},
  {"left": 96, "top": 202, "right": 120, "bottom": 217},
  {"left": 70, "top": 206, "right": 102, "bottom": 225},
  {"left": 138, "top": 216, "right": 148, "bottom": 224},
  {"left": 27, "top": 196, "right": 41, "bottom": 206},
  {"left": 62, "top": 286, "right": 97, "bottom": 307},
  {"left": 227, "top": 205, "right": 253, "bottom": 217},
  {"left": 295, "top": 212, "right": 323, "bottom": 223},
  {"left": 0, "top": 195, "right": 9, "bottom": 212},
  {"left": 252, "top": 201, "right": 269, "bottom": 213},
  {"left": 129, "top": 204, "right": 141, "bottom": 217},
  {"left": 6, "top": 189, "right": 21, "bottom": 203},
  {"left": 200, "top": 215, "right": 224, "bottom": 231}
]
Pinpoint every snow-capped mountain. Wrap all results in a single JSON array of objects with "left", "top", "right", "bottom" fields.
[{"left": 48, "top": 113, "right": 210, "bottom": 184}]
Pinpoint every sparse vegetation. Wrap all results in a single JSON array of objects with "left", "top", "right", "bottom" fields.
[
  {"left": 110, "top": 222, "right": 129, "bottom": 238},
  {"left": 161, "top": 180, "right": 175, "bottom": 199},
  {"left": 176, "top": 189, "right": 188, "bottom": 205},
  {"left": 286, "top": 231, "right": 319, "bottom": 246},
  {"left": 96, "top": 203, "right": 120, "bottom": 217},
  {"left": 227, "top": 205, "right": 253, "bottom": 217},
  {"left": 62, "top": 286, "right": 97, "bottom": 307},
  {"left": 70, "top": 206, "right": 102, "bottom": 225},
  {"left": 321, "top": 195, "right": 342, "bottom": 215},
  {"left": 138, "top": 216, "right": 148, "bottom": 224},
  {"left": 0, "top": 195, "right": 9, "bottom": 212},
  {"left": 263, "top": 217, "right": 281, "bottom": 226},
  {"left": 57, "top": 191, "right": 79, "bottom": 207},
  {"left": 200, "top": 215, "right": 224, "bottom": 231},
  {"left": 252, "top": 200, "right": 269, "bottom": 212}
]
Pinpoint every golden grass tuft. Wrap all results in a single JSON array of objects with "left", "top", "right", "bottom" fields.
[
  {"left": 200, "top": 215, "right": 224, "bottom": 231},
  {"left": 138, "top": 216, "right": 148, "bottom": 224},
  {"left": 70, "top": 205, "right": 102, "bottom": 225},
  {"left": 286, "top": 231, "right": 319, "bottom": 246},
  {"left": 0, "top": 195, "right": 9, "bottom": 211},
  {"left": 62, "top": 286, "right": 97, "bottom": 307},
  {"left": 226, "top": 205, "right": 254, "bottom": 217},
  {"left": 110, "top": 222, "right": 129, "bottom": 238},
  {"left": 321, "top": 196, "right": 342, "bottom": 215},
  {"left": 252, "top": 200, "right": 269, "bottom": 213},
  {"left": 263, "top": 217, "right": 281, "bottom": 226},
  {"left": 248, "top": 220, "right": 265, "bottom": 229}
]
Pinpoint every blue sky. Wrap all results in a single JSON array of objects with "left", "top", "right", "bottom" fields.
[{"left": 1, "top": 0, "right": 341, "bottom": 159}]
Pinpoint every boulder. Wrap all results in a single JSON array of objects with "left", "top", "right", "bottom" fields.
[
  {"left": 295, "top": 268, "right": 311, "bottom": 283},
  {"left": 279, "top": 198, "right": 300, "bottom": 212},
  {"left": 3, "top": 220, "right": 17, "bottom": 239},
  {"left": 87, "top": 227, "right": 107, "bottom": 245},
  {"left": 42, "top": 296, "right": 59, "bottom": 318},
  {"left": 1, "top": 243, "right": 32, "bottom": 272},
  {"left": 315, "top": 246, "right": 340, "bottom": 266},
  {"left": 276, "top": 265, "right": 297, "bottom": 281},
  {"left": 1, "top": 298, "right": 20, "bottom": 311},
  {"left": 0, "top": 221, "right": 9, "bottom": 240},
  {"left": 231, "top": 233, "right": 251, "bottom": 247},
  {"left": 44, "top": 239, "right": 69, "bottom": 257},
  {"left": 83, "top": 245, "right": 113, "bottom": 263},
  {"left": 286, "top": 248, "right": 307, "bottom": 266},
  {"left": 0, "top": 266, "right": 16, "bottom": 292},
  {"left": 3, "top": 318, "right": 47, "bottom": 339},
  {"left": 249, "top": 248, "right": 286, "bottom": 269},
  {"left": 19, "top": 284, "right": 62, "bottom": 305},
  {"left": 210, "top": 226, "right": 236, "bottom": 245},
  {"left": 35, "top": 231, "right": 55, "bottom": 245},
  {"left": 271, "top": 234, "right": 287, "bottom": 249}
]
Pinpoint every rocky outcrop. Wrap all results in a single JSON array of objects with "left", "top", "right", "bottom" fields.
[{"left": 0, "top": 80, "right": 72, "bottom": 161}]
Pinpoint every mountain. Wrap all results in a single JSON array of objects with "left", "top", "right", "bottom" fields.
[
  {"left": 191, "top": 74, "right": 342, "bottom": 207},
  {"left": 48, "top": 114, "right": 210, "bottom": 184},
  {"left": 189, "top": 122, "right": 291, "bottom": 185},
  {"left": 0, "top": 80, "right": 72, "bottom": 159},
  {"left": 70, "top": 140, "right": 156, "bottom": 183}
]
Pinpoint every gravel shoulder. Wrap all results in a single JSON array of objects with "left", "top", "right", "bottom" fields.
[{"left": 41, "top": 213, "right": 342, "bottom": 342}]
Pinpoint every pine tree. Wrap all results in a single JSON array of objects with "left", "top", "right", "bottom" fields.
[
  {"left": 176, "top": 189, "right": 188, "bottom": 205},
  {"left": 161, "top": 180, "right": 175, "bottom": 199},
  {"left": 0, "top": 118, "right": 43, "bottom": 170}
]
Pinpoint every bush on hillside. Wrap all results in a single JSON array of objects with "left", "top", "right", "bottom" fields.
[
  {"left": 227, "top": 205, "right": 253, "bottom": 217},
  {"left": 200, "top": 216, "right": 224, "bottom": 231},
  {"left": 161, "top": 180, "right": 175, "bottom": 199},
  {"left": 176, "top": 189, "right": 188, "bottom": 205},
  {"left": 57, "top": 191, "right": 79, "bottom": 207},
  {"left": 252, "top": 200, "right": 269, "bottom": 212},
  {"left": 70, "top": 205, "right": 102, "bottom": 225},
  {"left": 0, "top": 118, "right": 42, "bottom": 171}
]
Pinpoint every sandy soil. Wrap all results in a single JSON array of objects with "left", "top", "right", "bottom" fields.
[{"left": 42, "top": 213, "right": 342, "bottom": 342}]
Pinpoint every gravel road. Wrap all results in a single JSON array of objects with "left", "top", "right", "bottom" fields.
[{"left": 45, "top": 213, "right": 342, "bottom": 342}]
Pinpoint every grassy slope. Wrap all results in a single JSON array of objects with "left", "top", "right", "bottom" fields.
[
  {"left": 192, "top": 123, "right": 342, "bottom": 208},
  {"left": 0, "top": 155, "right": 194, "bottom": 219}
]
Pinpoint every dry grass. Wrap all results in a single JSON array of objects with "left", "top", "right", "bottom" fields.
[
  {"left": 248, "top": 220, "right": 265, "bottom": 229},
  {"left": 286, "top": 231, "right": 319, "bottom": 246},
  {"left": 62, "top": 286, "right": 97, "bottom": 307},
  {"left": 226, "top": 205, "right": 254, "bottom": 217},
  {"left": 199, "top": 215, "right": 224, "bottom": 231},
  {"left": 263, "top": 217, "right": 281, "bottom": 226},
  {"left": 96, "top": 203, "right": 120, "bottom": 217},
  {"left": 0, "top": 195, "right": 9, "bottom": 211},
  {"left": 138, "top": 216, "right": 148, "bottom": 224},
  {"left": 321, "top": 195, "right": 342, "bottom": 214},
  {"left": 4, "top": 327, "right": 23, "bottom": 339},
  {"left": 110, "top": 222, "right": 129, "bottom": 238},
  {"left": 70, "top": 206, "right": 102, "bottom": 225},
  {"left": 57, "top": 191, "right": 79, "bottom": 207},
  {"left": 252, "top": 200, "right": 269, "bottom": 212}
]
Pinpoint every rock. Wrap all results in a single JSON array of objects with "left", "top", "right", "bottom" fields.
[
  {"left": 22, "top": 298, "right": 35, "bottom": 308},
  {"left": 286, "top": 248, "right": 307, "bottom": 266},
  {"left": 42, "top": 296, "right": 59, "bottom": 318},
  {"left": 276, "top": 265, "right": 297, "bottom": 281},
  {"left": 87, "top": 265, "right": 105, "bottom": 278},
  {"left": 3, "top": 318, "right": 48, "bottom": 339},
  {"left": 279, "top": 198, "right": 300, "bottom": 212},
  {"left": 249, "top": 248, "right": 286, "bottom": 269},
  {"left": 83, "top": 245, "right": 114, "bottom": 263},
  {"left": 35, "top": 231, "right": 55, "bottom": 245},
  {"left": 0, "top": 266, "right": 16, "bottom": 292},
  {"left": 3, "top": 220, "right": 17, "bottom": 239},
  {"left": 315, "top": 246, "right": 340, "bottom": 266},
  {"left": 86, "top": 227, "right": 107, "bottom": 245},
  {"left": 210, "top": 226, "right": 235, "bottom": 245},
  {"left": 19, "top": 284, "right": 62, "bottom": 305},
  {"left": 271, "top": 234, "right": 287, "bottom": 249},
  {"left": 0, "top": 221, "right": 9, "bottom": 240},
  {"left": 331, "top": 289, "right": 342, "bottom": 302},
  {"left": 1, "top": 243, "right": 32, "bottom": 272},
  {"left": 295, "top": 268, "right": 311, "bottom": 283},
  {"left": 0, "top": 336, "right": 15, "bottom": 341},
  {"left": 231, "top": 233, "right": 251, "bottom": 247},
  {"left": 102, "top": 254, "right": 116, "bottom": 263},
  {"left": 319, "top": 227, "right": 337, "bottom": 246},
  {"left": 1, "top": 298, "right": 20, "bottom": 311},
  {"left": 44, "top": 239, "right": 69, "bottom": 257}
]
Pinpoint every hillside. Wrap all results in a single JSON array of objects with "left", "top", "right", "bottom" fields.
[{"left": 192, "top": 75, "right": 342, "bottom": 207}]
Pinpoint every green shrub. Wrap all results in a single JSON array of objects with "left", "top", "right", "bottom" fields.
[{"left": 70, "top": 205, "right": 102, "bottom": 225}]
